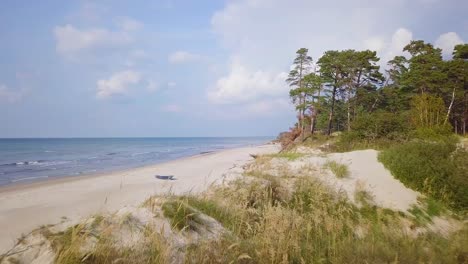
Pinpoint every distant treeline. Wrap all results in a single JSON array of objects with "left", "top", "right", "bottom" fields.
[{"left": 285, "top": 41, "right": 468, "bottom": 140}]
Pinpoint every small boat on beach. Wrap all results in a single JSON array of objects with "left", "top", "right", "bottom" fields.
[{"left": 155, "top": 175, "right": 175, "bottom": 180}]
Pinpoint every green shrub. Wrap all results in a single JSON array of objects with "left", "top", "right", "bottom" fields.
[
  {"left": 449, "top": 149, "right": 468, "bottom": 210},
  {"left": 334, "top": 134, "right": 397, "bottom": 152},
  {"left": 332, "top": 111, "right": 410, "bottom": 152},
  {"left": 378, "top": 140, "right": 468, "bottom": 212},
  {"left": 410, "top": 126, "right": 455, "bottom": 142},
  {"left": 350, "top": 111, "right": 410, "bottom": 141}
]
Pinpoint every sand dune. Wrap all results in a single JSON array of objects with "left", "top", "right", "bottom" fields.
[{"left": 0, "top": 144, "right": 280, "bottom": 253}]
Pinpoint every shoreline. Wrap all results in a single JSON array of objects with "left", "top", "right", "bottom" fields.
[
  {"left": 0, "top": 148, "right": 222, "bottom": 195},
  {"left": 0, "top": 143, "right": 279, "bottom": 253},
  {"left": 0, "top": 143, "right": 270, "bottom": 194}
]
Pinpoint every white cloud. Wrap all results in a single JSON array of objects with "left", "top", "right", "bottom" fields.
[
  {"left": 130, "top": 49, "right": 148, "bottom": 59},
  {"left": 208, "top": 0, "right": 409, "bottom": 106},
  {"left": 363, "top": 36, "right": 386, "bottom": 53},
  {"left": 209, "top": 1, "right": 466, "bottom": 108},
  {"left": 116, "top": 17, "right": 143, "bottom": 31},
  {"left": 168, "top": 51, "right": 201, "bottom": 64},
  {"left": 435, "top": 32, "right": 464, "bottom": 59},
  {"left": 245, "top": 98, "right": 290, "bottom": 116},
  {"left": 167, "top": 82, "right": 177, "bottom": 87},
  {"left": 54, "top": 24, "right": 132, "bottom": 57},
  {"left": 211, "top": 0, "right": 387, "bottom": 67},
  {"left": 161, "top": 104, "right": 182, "bottom": 113},
  {"left": 125, "top": 49, "right": 150, "bottom": 67},
  {"left": 96, "top": 70, "right": 141, "bottom": 98},
  {"left": 146, "top": 79, "right": 159, "bottom": 92},
  {"left": 0, "top": 84, "right": 25, "bottom": 103},
  {"left": 208, "top": 59, "right": 288, "bottom": 104},
  {"left": 389, "top": 28, "right": 413, "bottom": 54},
  {"left": 377, "top": 28, "right": 414, "bottom": 67}
]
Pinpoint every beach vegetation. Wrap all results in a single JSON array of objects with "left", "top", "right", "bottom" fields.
[
  {"left": 266, "top": 152, "right": 304, "bottom": 161},
  {"left": 181, "top": 196, "right": 243, "bottom": 233},
  {"left": 378, "top": 140, "right": 468, "bottom": 212},
  {"left": 40, "top": 217, "right": 167, "bottom": 264},
  {"left": 182, "top": 168, "right": 468, "bottom": 263},
  {"left": 324, "top": 160, "right": 350, "bottom": 178},
  {"left": 161, "top": 200, "right": 203, "bottom": 231},
  {"left": 9, "top": 148, "right": 468, "bottom": 264}
]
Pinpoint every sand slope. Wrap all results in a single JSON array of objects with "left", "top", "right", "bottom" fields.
[
  {"left": 285, "top": 149, "right": 421, "bottom": 211},
  {"left": 326, "top": 150, "right": 420, "bottom": 211},
  {"left": 0, "top": 144, "right": 279, "bottom": 253}
]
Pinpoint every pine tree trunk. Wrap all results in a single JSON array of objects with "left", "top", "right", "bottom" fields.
[
  {"left": 327, "top": 85, "right": 337, "bottom": 136},
  {"left": 311, "top": 84, "right": 321, "bottom": 135},
  {"left": 444, "top": 86, "right": 456, "bottom": 125},
  {"left": 299, "top": 60, "right": 304, "bottom": 140},
  {"left": 347, "top": 89, "right": 351, "bottom": 132},
  {"left": 463, "top": 79, "right": 467, "bottom": 135}
]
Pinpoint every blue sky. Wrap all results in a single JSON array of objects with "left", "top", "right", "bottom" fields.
[{"left": 1, "top": 0, "right": 467, "bottom": 137}]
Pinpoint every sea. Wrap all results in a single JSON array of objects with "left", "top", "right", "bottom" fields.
[{"left": 0, "top": 137, "right": 273, "bottom": 186}]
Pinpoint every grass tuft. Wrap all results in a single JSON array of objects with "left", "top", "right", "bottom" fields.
[
  {"left": 324, "top": 160, "right": 350, "bottom": 178},
  {"left": 266, "top": 152, "right": 304, "bottom": 161},
  {"left": 161, "top": 200, "right": 203, "bottom": 231}
]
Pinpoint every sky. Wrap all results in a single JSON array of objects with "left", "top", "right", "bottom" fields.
[{"left": 0, "top": 0, "right": 467, "bottom": 138}]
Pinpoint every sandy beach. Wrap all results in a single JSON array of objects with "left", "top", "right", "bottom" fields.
[{"left": 0, "top": 144, "right": 279, "bottom": 253}]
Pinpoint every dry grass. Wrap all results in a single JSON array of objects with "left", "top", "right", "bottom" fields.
[
  {"left": 182, "top": 174, "right": 468, "bottom": 263},
  {"left": 162, "top": 200, "right": 203, "bottom": 231},
  {"left": 182, "top": 156, "right": 468, "bottom": 263},
  {"left": 39, "top": 214, "right": 169, "bottom": 264},
  {"left": 11, "top": 152, "right": 468, "bottom": 264}
]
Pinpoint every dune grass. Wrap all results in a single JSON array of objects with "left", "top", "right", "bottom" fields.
[
  {"left": 183, "top": 174, "right": 468, "bottom": 264},
  {"left": 40, "top": 216, "right": 167, "bottom": 264},
  {"left": 18, "top": 147, "right": 468, "bottom": 264},
  {"left": 266, "top": 152, "right": 304, "bottom": 161},
  {"left": 182, "top": 156, "right": 467, "bottom": 263},
  {"left": 182, "top": 197, "right": 243, "bottom": 233},
  {"left": 324, "top": 160, "right": 350, "bottom": 178},
  {"left": 161, "top": 200, "right": 203, "bottom": 231}
]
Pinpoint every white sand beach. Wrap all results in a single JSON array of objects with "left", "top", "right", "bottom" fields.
[{"left": 0, "top": 144, "right": 280, "bottom": 253}]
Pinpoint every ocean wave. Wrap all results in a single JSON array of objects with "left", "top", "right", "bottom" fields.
[
  {"left": 131, "top": 151, "right": 153, "bottom": 157},
  {"left": 75, "top": 169, "right": 97, "bottom": 175},
  {"left": 0, "top": 160, "right": 72, "bottom": 167},
  {"left": 39, "top": 160, "right": 72, "bottom": 167},
  {"left": 11, "top": 175, "right": 49, "bottom": 183},
  {"left": 13, "top": 160, "right": 43, "bottom": 166}
]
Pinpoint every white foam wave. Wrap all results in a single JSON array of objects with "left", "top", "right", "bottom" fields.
[
  {"left": 131, "top": 151, "right": 152, "bottom": 157},
  {"left": 11, "top": 176, "right": 49, "bottom": 182}
]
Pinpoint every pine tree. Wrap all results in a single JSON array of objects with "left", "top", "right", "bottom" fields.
[{"left": 287, "top": 48, "right": 313, "bottom": 139}]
